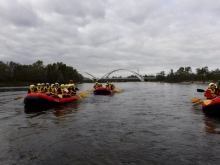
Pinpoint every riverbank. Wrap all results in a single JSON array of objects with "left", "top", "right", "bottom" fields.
[
  {"left": 0, "top": 81, "right": 217, "bottom": 87},
  {"left": 181, "top": 81, "right": 217, "bottom": 84}
]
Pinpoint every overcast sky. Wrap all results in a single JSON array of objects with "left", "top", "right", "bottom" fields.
[{"left": 0, "top": 0, "right": 220, "bottom": 78}]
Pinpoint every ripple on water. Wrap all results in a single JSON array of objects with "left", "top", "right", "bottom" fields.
[{"left": 1, "top": 83, "right": 220, "bottom": 164}]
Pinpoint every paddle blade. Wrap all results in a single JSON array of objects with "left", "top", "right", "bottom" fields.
[
  {"left": 115, "top": 88, "right": 121, "bottom": 93},
  {"left": 197, "top": 89, "right": 205, "bottom": 92},
  {"left": 190, "top": 98, "right": 202, "bottom": 103},
  {"left": 14, "top": 96, "right": 24, "bottom": 100},
  {"left": 57, "top": 94, "right": 63, "bottom": 98},
  {"left": 193, "top": 100, "right": 204, "bottom": 106},
  {"left": 79, "top": 92, "right": 87, "bottom": 98},
  {"left": 203, "top": 100, "right": 212, "bottom": 105},
  {"left": 86, "top": 89, "right": 93, "bottom": 93}
]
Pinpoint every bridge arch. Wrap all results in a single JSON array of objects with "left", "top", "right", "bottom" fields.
[
  {"left": 99, "top": 69, "right": 145, "bottom": 82},
  {"left": 78, "top": 71, "right": 97, "bottom": 81}
]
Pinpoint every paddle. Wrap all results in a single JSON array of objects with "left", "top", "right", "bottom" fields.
[
  {"left": 114, "top": 88, "right": 121, "bottom": 93},
  {"left": 190, "top": 97, "right": 205, "bottom": 106},
  {"left": 14, "top": 96, "right": 24, "bottom": 100},
  {"left": 190, "top": 97, "right": 202, "bottom": 103},
  {"left": 86, "top": 89, "right": 93, "bottom": 93},
  {"left": 194, "top": 98, "right": 218, "bottom": 106},
  {"left": 197, "top": 89, "right": 205, "bottom": 92},
  {"left": 193, "top": 100, "right": 204, "bottom": 106},
  {"left": 78, "top": 91, "right": 87, "bottom": 98},
  {"left": 78, "top": 89, "right": 97, "bottom": 98},
  {"left": 189, "top": 89, "right": 206, "bottom": 104}
]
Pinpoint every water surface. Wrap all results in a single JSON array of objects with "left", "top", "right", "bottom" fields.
[{"left": 0, "top": 82, "right": 220, "bottom": 165}]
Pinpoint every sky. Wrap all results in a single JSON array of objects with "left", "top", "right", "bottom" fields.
[{"left": 0, "top": 0, "right": 220, "bottom": 78}]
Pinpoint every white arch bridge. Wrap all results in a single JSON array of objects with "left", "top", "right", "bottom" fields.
[{"left": 79, "top": 69, "right": 156, "bottom": 82}]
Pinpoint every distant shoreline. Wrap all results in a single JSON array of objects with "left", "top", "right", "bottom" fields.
[
  {"left": 181, "top": 81, "right": 216, "bottom": 84},
  {"left": 0, "top": 81, "right": 217, "bottom": 87}
]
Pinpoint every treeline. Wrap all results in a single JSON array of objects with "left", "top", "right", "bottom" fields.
[
  {"left": 156, "top": 66, "right": 220, "bottom": 82},
  {"left": 0, "top": 60, "right": 84, "bottom": 86}
]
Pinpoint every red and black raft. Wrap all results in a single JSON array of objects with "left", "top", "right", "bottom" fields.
[
  {"left": 93, "top": 87, "right": 115, "bottom": 95},
  {"left": 202, "top": 98, "right": 220, "bottom": 116},
  {"left": 24, "top": 93, "right": 80, "bottom": 107}
]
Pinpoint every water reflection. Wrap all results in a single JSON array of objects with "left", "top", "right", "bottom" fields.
[
  {"left": 203, "top": 116, "right": 220, "bottom": 134},
  {"left": 190, "top": 106, "right": 203, "bottom": 115},
  {"left": 190, "top": 104, "right": 220, "bottom": 134},
  {"left": 2, "top": 83, "right": 220, "bottom": 164},
  {"left": 24, "top": 101, "right": 80, "bottom": 118},
  {"left": 53, "top": 102, "right": 79, "bottom": 117}
]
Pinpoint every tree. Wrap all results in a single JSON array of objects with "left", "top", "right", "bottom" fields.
[
  {"left": 185, "top": 67, "right": 192, "bottom": 75},
  {"left": 176, "top": 67, "right": 184, "bottom": 75},
  {"left": 156, "top": 71, "right": 165, "bottom": 81},
  {"left": 32, "top": 60, "right": 44, "bottom": 69}
]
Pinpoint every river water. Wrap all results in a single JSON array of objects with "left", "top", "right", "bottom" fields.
[{"left": 1, "top": 82, "right": 220, "bottom": 165}]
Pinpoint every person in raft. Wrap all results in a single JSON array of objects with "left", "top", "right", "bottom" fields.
[
  {"left": 40, "top": 83, "right": 46, "bottom": 93},
  {"left": 105, "top": 82, "right": 109, "bottom": 89},
  {"left": 69, "top": 80, "right": 79, "bottom": 91},
  {"left": 68, "top": 84, "right": 76, "bottom": 95},
  {"left": 36, "top": 83, "right": 42, "bottom": 93},
  {"left": 50, "top": 84, "right": 55, "bottom": 94},
  {"left": 205, "top": 83, "right": 218, "bottom": 99},
  {"left": 28, "top": 85, "right": 37, "bottom": 93},
  {"left": 93, "top": 82, "right": 99, "bottom": 89},
  {"left": 60, "top": 84, "right": 70, "bottom": 97},
  {"left": 45, "top": 83, "right": 51, "bottom": 92},
  {"left": 215, "top": 80, "right": 220, "bottom": 95}
]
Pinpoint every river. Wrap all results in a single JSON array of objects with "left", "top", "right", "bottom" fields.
[{"left": 1, "top": 82, "right": 220, "bottom": 165}]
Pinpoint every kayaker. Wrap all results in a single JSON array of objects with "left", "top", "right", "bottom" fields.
[{"left": 205, "top": 83, "right": 217, "bottom": 99}]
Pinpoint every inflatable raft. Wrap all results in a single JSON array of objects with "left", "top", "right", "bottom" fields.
[
  {"left": 93, "top": 87, "right": 115, "bottom": 95},
  {"left": 24, "top": 93, "right": 80, "bottom": 107},
  {"left": 202, "top": 98, "right": 220, "bottom": 116}
]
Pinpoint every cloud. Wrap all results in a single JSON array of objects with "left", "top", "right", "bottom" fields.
[
  {"left": 0, "top": 0, "right": 43, "bottom": 27},
  {"left": 0, "top": 0, "right": 220, "bottom": 78}
]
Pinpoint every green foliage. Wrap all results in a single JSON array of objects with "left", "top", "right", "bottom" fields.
[
  {"left": 0, "top": 60, "right": 83, "bottom": 85},
  {"left": 158, "top": 66, "right": 220, "bottom": 83}
]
